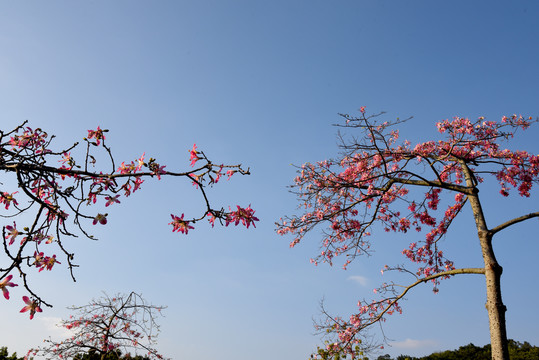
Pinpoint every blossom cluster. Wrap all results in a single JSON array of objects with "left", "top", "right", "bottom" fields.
[
  {"left": 1, "top": 122, "right": 255, "bottom": 318},
  {"left": 277, "top": 110, "right": 538, "bottom": 357}
]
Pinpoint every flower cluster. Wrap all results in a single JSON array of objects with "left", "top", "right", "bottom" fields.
[
  {"left": 277, "top": 110, "right": 538, "bottom": 357},
  {"left": 169, "top": 214, "right": 194, "bottom": 234},
  {"left": 226, "top": 205, "right": 259, "bottom": 229},
  {"left": 1, "top": 122, "right": 255, "bottom": 318}
]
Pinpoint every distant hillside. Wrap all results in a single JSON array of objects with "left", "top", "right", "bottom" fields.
[{"left": 376, "top": 340, "right": 539, "bottom": 360}]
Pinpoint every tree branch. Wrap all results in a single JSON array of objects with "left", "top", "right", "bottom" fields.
[{"left": 490, "top": 212, "right": 539, "bottom": 235}]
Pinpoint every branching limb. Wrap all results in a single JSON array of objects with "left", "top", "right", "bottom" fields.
[{"left": 490, "top": 212, "right": 539, "bottom": 236}]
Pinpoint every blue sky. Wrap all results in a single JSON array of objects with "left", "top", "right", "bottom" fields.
[{"left": 0, "top": 1, "right": 538, "bottom": 359}]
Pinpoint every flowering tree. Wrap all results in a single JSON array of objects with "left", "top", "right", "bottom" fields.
[
  {"left": 27, "top": 292, "right": 166, "bottom": 360},
  {"left": 277, "top": 109, "right": 538, "bottom": 360},
  {"left": 0, "top": 121, "right": 258, "bottom": 316}
]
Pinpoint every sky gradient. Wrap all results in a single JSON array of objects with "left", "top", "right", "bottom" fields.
[{"left": 1, "top": 1, "right": 538, "bottom": 359}]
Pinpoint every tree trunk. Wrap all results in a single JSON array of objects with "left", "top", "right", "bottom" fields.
[
  {"left": 479, "top": 232, "right": 509, "bottom": 360},
  {"left": 461, "top": 163, "right": 509, "bottom": 360}
]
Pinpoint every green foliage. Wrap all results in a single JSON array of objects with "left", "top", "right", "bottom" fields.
[
  {"left": 375, "top": 339, "right": 539, "bottom": 360},
  {"left": 72, "top": 349, "right": 150, "bottom": 360},
  {"left": 0, "top": 347, "right": 24, "bottom": 360}
]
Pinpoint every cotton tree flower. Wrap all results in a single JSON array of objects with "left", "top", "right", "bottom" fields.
[
  {"left": 0, "top": 275, "right": 18, "bottom": 300},
  {"left": 169, "top": 214, "right": 194, "bottom": 234},
  {"left": 93, "top": 213, "right": 108, "bottom": 225},
  {"left": 20, "top": 296, "right": 42, "bottom": 319},
  {"left": 105, "top": 195, "right": 121, "bottom": 207}
]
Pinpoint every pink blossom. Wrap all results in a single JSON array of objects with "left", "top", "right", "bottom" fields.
[
  {"left": 87, "top": 126, "right": 105, "bottom": 146},
  {"left": 189, "top": 144, "right": 199, "bottom": 167},
  {"left": 40, "top": 255, "right": 61, "bottom": 272},
  {"left": 20, "top": 296, "right": 42, "bottom": 319},
  {"left": 133, "top": 177, "right": 144, "bottom": 192},
  {"left": 93, "top": 213, "right": 108, "bottom": 225},
  {"left": 0, "top": 275, "right": 18, "bottom": 300},
  {"left": 136, "top": 152, "right": 145, "bottom": 171},
  {"left": 226, "top": 205, "right": 259, "bottom": 229},
  {"left": 105, "top": 195, "right": 121, "bottom": 207},
  {"left": 1, "top": 192, "right": 19, "bottom": 210},
  {"left": 150, "top": 164, "right": 166, "bottom": 180},
  {"left": 5, "top": 222, "right": 19, "bottom": 245},
  {"left": 169, "top": 214, "right": 194, "bottom": 234}
]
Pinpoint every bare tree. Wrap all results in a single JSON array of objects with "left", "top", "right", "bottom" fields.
[{"left": 27, "top": 292, "right": 166, "bottom": 360}]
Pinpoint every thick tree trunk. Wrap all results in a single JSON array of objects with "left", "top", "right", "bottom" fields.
[
  {"left": 480, "top": 233, "right": 509, "bottom": 360},
  {"left": 461, "top": 163, "right": 509, "bottom": 360}
]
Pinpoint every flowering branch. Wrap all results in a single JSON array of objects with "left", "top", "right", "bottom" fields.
[
  {"left": 277, "top": 108, "right": 538, "bottom": 359},
  {"left": 0, "top": 121, "right": 258, "bottom": 317}
]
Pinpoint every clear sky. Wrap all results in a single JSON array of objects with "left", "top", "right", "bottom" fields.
[{"left": 0, "top": 1, "right": 538, "bottom": 359}]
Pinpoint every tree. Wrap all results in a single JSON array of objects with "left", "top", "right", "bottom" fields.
[
  {"left": 277, "top": 108, "right": 539, "bottom": 360},
  {"left": 27, "top": 292, "right": 165, "bottom": 360},
  {"left": 394, "top": 339, "right": 539, "bottom": 360},
  {"left": 0, "top": 122, "right": 258, "bottom": 316},
  {"left": 0, "top": 347, "right": 24, "bottom": 360}
]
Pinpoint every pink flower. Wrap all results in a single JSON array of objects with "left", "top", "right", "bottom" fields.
[
  {"left": 20, "top": 296, "right": 42, "bottom": 319},
  {"left": 117, "top": 162, "right": 135, "bottom": 174},
  {"left": 42, "top": 255, "right": 61, "bottom": 272},
  {"left": 1, "top": 192, "right": 19, "bottom": 210},
  {"left": 207, "top": 212, "right": 217, "bottom": 227},
  {"left": 93, "top": 213, "right": 108, "bottom": 225},
  {"left": 150, "top": 164, "right": 167, "bottom": 180},
  {"left": 105, "top": 195, "right": 121, "bottom": 207},
  {"left": 136, "top": 153, "right": 145, "bottom": 171},
  {"left": 5, "top": 222, "right": 19, "bottom": 245},
  {"left": 133, "top": 177, "right": 144, "bottom": 192},
  {"left": 87, "top": 126, "right": 105, "bottom": 146},
  {"left": 34, "top": 252, "right": 45, "bottom": 269},
  {"left": 169, "top": 214, "right": 194, "bottom": 234},
  {"left": 226, "top": 170, "right": 235, "bottom": 180},
  {"left": 59, "top": 152, "right": 73, "bottom": 167},
  {"left": 0, "top": 275, "right": 18, "bottom": 300},
  {"left": 360, "top": 106, "right": 366, "bottom": 114},
  {"left": 189, "top": 144, "right": 199, "bottom": 167},
  {"left": 225, "top": 205, "right": 259, "bottom": 229}
]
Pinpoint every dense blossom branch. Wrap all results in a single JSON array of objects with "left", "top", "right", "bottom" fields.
[
  {"left": 0, "top": 122, "right": 258, "bottom": 316},
  {"left": 277, "top": 108, "right": 538, "bottom": 358},
  {"left": 313, "top": 268, "right": 485, "bottom": 359},
  {"left": 27, "top": 292, "right": 166, "bottom": 360}
]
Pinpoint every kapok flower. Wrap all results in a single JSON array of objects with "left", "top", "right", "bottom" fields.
[
  {"left": 189, "top": 144, "right": 200, "bottom": 167},
  {"left": 44, "top": 255, "right": 60, "bottom": 271},
  {"left": 149, "top": 163, "right": 166, "bottom": 180},
  {"left": 133, "top": 177, "right": 144, "bottom": 192},
  {"left": 34, "top": 252, "right": 45, "bottom": 269},
  {"left": 105, "top": 195, "right": 121, "bottom": 207},
  {"left": 87, "top": 126, "right": 106, "bottom": 146},
  {"left": 169, "top": 214, "right": 194, "bottom": 234},
  {"left": 225, "top": 205, "right": 259, "bottom": 229},
  {"left": 136, "top": 152, "right": 145, "bottom": 171},
  {"left": 1, "top": 192, "right": 19, "bottom": 210},
  {"left": 20, "top": 296, "right": 42, "bottom": 319},
  {"left": 93, "top": 213, "right": 108, "bottom": 225},
  {"left": 5, "top": 222, "right": 20, "bottom": 245},
  {"left": 0, "top": 275, "right": 18, "bottom": 300}
]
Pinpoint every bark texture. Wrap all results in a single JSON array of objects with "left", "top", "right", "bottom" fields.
[{"left": 463, "top": 163, "right": 509, "bottom": 360}]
